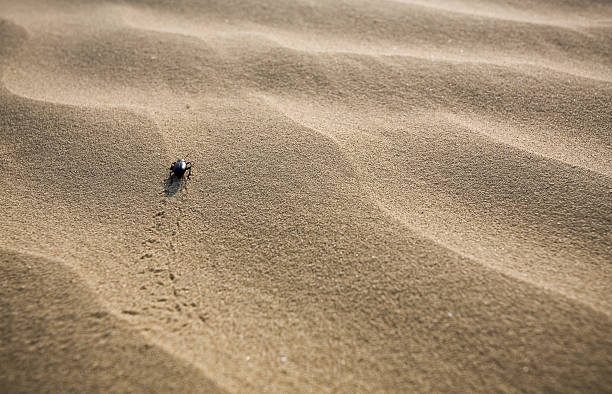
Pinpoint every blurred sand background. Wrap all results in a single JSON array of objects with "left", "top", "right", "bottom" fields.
[{"left": 0, "top": 0, "right": 611, "bottom": 392}]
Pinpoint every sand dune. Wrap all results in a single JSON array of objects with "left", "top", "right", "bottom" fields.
[
  {"left": 1, "top": 0, "right": 611, "bottom": 392},
  {"left": 0, "top": 249, "right": 224, "bottom": 393}
]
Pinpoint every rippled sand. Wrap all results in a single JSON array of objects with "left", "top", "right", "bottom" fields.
[{"left": 1, "top": 0, "right": 611, "bottom": 392}]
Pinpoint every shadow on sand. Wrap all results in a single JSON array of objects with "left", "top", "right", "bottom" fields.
[{"left": 164, "top": 176, "right": 187, "bottom": 197}]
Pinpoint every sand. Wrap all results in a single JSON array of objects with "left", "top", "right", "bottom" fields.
[{"left": 1, "top": 0, "right": 611, "bottom": 392}]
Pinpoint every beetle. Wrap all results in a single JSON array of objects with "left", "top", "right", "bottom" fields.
[{"left": 169, "top": 158, "right": 192, "bottom": 179}]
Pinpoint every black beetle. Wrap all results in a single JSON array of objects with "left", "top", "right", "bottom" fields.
[{"left": 169, "top": 158, "right": 192, "bottom": 179}]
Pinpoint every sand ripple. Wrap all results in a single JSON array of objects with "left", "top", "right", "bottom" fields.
[{"left": 1, "top": 0, "right": 611, "bottom": 392}]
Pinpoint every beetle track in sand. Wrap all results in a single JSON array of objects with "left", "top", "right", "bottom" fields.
[{"left": 132, "top": 191, "right": 204, "bottom": 328}]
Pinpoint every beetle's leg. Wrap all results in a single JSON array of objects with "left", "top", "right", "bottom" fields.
[{"left": 185, "top": 164, "right": 192, "bottom": 179}]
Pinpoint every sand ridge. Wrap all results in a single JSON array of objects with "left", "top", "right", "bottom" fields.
[{"left": 1, "top": 0, "right": 611, "bottom": 392}]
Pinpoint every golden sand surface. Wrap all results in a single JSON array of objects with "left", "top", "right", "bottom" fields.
[{"left": 1, "top": 0, "right": 611, "bottom": 392}]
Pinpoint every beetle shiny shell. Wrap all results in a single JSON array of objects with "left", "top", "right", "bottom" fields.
[{"left": 169, "top": 158, "right": 192, "bottom": 179}]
